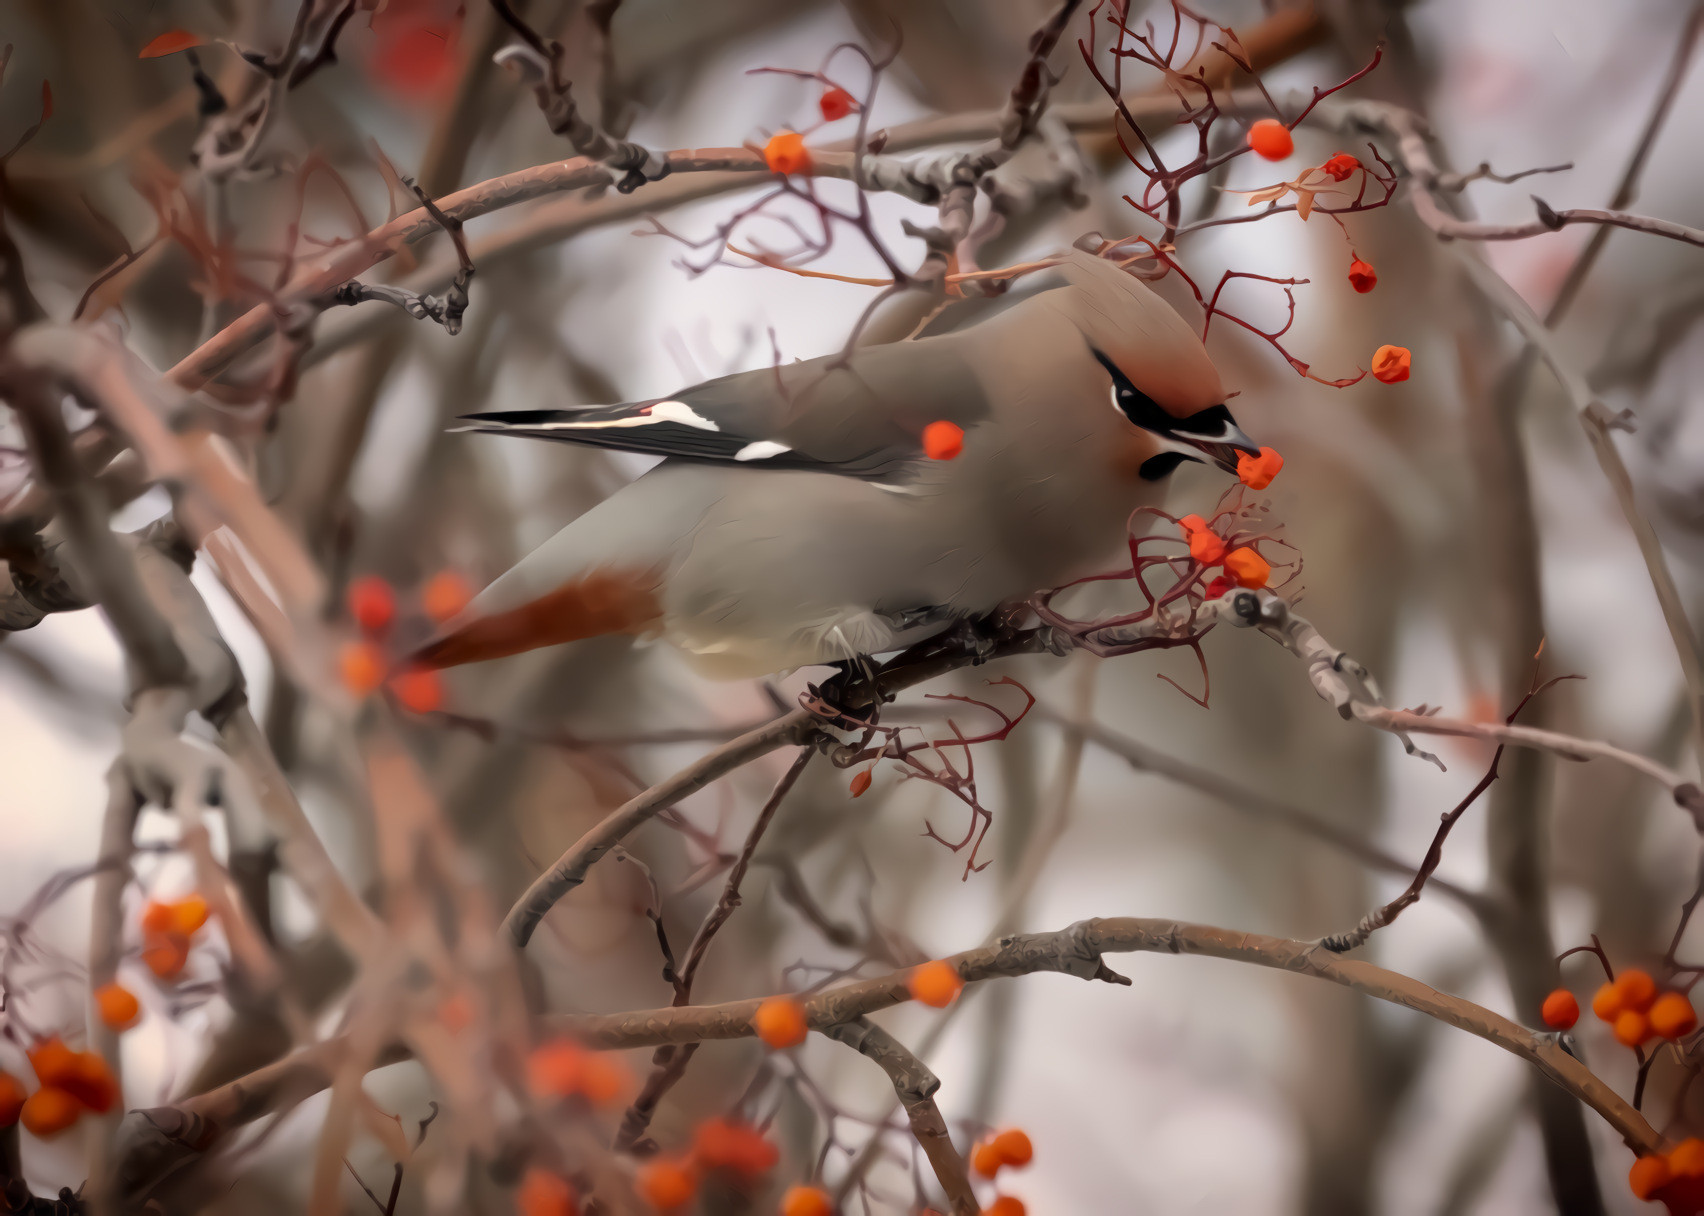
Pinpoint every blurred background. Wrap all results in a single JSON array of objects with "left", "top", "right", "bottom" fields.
[{"left": 2, "top": 0, "right": 1703, "bottom": 1212}]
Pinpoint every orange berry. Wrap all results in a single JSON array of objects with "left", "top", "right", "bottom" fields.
[
  {"left": 1236, "top": 446, "right": 1285, "bottom": 491},
  {"left": 992, "top": 1128, "right": 1033, "bottom": 1167},
  {"left": 1614, "top": 1009, "right": 1651, "bottom": 1048},
  {"left": 422, "top": 570, "right": 474, "bottom": 623},
  {"left": 1371, "top": 344, "right": 1411, "bottom": 384},
  {"left": 849, "top": 770, "right": 872, "bottom": 798},
  {"left": 348, "top": 575, "right": 395, "bottom": 634},
  {"left": 819, "top": 87, "right": 855, "bottom": 121},
  {"left": 1670, "top": 1138, "right": 1704, "bottom": 1177},
  {"left": 692, "top": 1117, "right": 779, "bottom": 1176},
  {"left": 389, "top": 667, "right": 444, "bottom": 714},
  {"left": 764, "top": 131, "right": 811, "bottom": 175},
  {"left": 142, "top": 932, "right": 190, "bottom": 980},
  {"left": 780, "top": 1184, "right": 833, "bottom": 1216},
  {"left": 1630, "top": 1154, "right": 1673, "bottom": 1199},
  {"left": 517, "top": 1168, "right": 579, "bottom": 1216},
  {"left": 907, "top": 960, "right": 963, "bottom": 1009},
  {"left": 921, "top": 420, "right": 964, "bottom": 461},
  {"left": 0, "top": 1072, "right": 24, "bottom": 1126},
  {"left": 1540, "top": 988, "right": 1579, "bottom": 1030},
  {"left": 1188, "top": 528, "right": 1227, "bottom": 566},
  {"left": 528, "top": 1039, "right": 587, "bottom": 1099},
  {"left": 140, "top": 900, "right": 175, "bottom": 935},
  {"left": 1615, "top": 969, "right": 1658, "bottom": 1013},
  {"left": 635, "top": 1157, "right": 698, "bottom": 1210},
  {"left": 1176, "top": 514, "right": 1208, "bottom": 537},
  {"left": 577, "top": 1052, "right": 629, "bottom": 1106},
  {"left": 169, "top": 894, "right": 210, "bottom": 936},
  {"left": 1321, "top": 152, "right": 1360, "bottom": 181},
  {"left": 1592, "top": 981, "right": 1624, "bottom": 1022},
  {"left": 61, "top": 1052, "right": 117, "bottom": 1113},
  {"left": 1347, "top": 258, "right": 1377, "bottom": 294},
  {"left": 95, "top": 982, "right": 140, "bottom": 1031},
  {"left": 20, "top": 1086, "right": 80, "bottom": 1137},
  {"left": 340, "top": 641, "right": 385, "bottom": 697},
  {"left": 28, "top": 1037, "right": 76, "bottom": 1087},
  {"left": 1223, "top": 547, "right": 1271, "bottom": 589},
  {"left": 984, "top": 1197, "right": 1027, "bottom": 1216},
  {"left": 972, "top": 1139, "right": 1004, "bottom": 1178},
  {"left": 1651, "top": 991, "right": 1697, "bottom": 1039},
  {"left": 1246, "top": 118, "right": 1293, "bottom": 160},
  {"left": 753, "top": 995, "right": 809, "bottom": 1049}
]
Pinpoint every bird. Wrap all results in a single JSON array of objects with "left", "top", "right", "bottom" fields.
[{"left": 411, "top": 250, "right": 1258, "bottom": 680}]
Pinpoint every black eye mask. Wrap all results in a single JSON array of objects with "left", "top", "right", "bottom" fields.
[{"left": 1091, "top": 347, "right": 1259, "bottom": 479}]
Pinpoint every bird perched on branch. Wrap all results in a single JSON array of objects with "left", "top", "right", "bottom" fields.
[{"left": 412, "top": 250, "right": 1256, "bottom": 679}]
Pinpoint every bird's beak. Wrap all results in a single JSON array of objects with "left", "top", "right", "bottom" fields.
[{"left": 1174, "top": 420, "right": 1261, "bottom": 475}]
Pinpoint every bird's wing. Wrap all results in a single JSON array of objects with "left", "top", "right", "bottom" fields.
[{"left": 455, "top": 338, "right": 992, "bottom": 480}]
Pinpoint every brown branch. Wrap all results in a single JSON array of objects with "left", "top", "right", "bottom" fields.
[
  {"left": 823, "top": 1018, "right": 977, "bottom": 1216},
  {"left": 540, "top": 917, "right": 1662, "bottom": 1154},
  {"left": 499, "top": 630, "right": 1055, "bottom": 948},
  {"left": 614, "top": 748, "right": 814, "bottom": 1150},
  {"left": 1449, "top": 253, "right": 1704, "bottom": 764},
  {"left": 171, "top": 3, "right": 1329, "bottom": 391},
  {"left": 120, "top": 912, "right": 1670, "bottom": 1188}
]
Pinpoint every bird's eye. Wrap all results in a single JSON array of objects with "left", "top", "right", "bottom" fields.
[{"left": 1091, "top": 349, "right": 1171, "bottom": 432}]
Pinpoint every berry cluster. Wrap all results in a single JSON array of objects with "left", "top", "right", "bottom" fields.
[
  {"left": 0, "top": 1037, "right": 119, "bottom": 1138},
  {"left": 139, "top": 891, "right": 209, "bottom": 980},
  {"left": 1630, "top": 1140, "right": 1704, "bottom": 1213},
  {"left": 1177, "top": 514, "right": 1272, "bottom": 594},
  {"left": 527, "top": 1038, "right": 632, "bottom": 1108},
  {"left": 338, "top": 571, "right": 474, "bottom": 711},
  {"left": 1586, "top": 970, "right": 1697, "bottom": 1047},
  {"left": 971, "top": 1127, "right": 1034, "bottom": 1215}
]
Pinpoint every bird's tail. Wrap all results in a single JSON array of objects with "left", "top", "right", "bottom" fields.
[{"left": 409, "top": 568, "right": 663, "bottom": 670}]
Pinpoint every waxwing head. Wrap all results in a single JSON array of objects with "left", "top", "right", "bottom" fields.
[{"left": 1048, "top": 250, "right": 1258, "bottom": 476}]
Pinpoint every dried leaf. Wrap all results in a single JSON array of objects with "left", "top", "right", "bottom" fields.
[{"left": 1295, "top": 189, "right": 1315, "bottom": 221}]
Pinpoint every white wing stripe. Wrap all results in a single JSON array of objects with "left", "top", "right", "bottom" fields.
[
  {"left": 734, "top": 440, "right": 791, "bottom": 461},
  {"left": 526, "top": 399, "right": 721, "bottom": 432}
]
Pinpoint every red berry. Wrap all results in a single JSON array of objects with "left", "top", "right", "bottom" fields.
[
  {"left": 1540, "top": 988, "right": 1579, "bottom": 1030},
  {"left": 764, "top": 131, "right": 810, "bottom": 175},
  {"left": 753, "top": 996, "right": 808, "bottom": 1048},
  {"left": 992, "top": 1128, "right": 1033, "bottom": 1166},
  {"left": 347, "top": 576, "right": 396, "bottom": 634},
  {"left": 1247, "top": 118, "right": 1293, "bottom": 161},
  {"left": 1347, "top": 257, "right": 1377, "bottom": 294},
  {"left": 1371, "top": 344, "right": 1411, "bottom": 384},
  {"left": 422, "top": 570, "right": 474, "bottom": 623},
  {"left": 907, "top": 960, "right": 963, "bottom": 1008},
  {"left": 1321, "top": 152, "right": 1360, "bottom": 181},
  {"left": 1651, "top": 991, "right": 1697, "bottom": 1039},
  {"left": 389, "top": 667, "right": 444, "bottom": 714},
  {"left": 819, "top": 86, "right": 855, "bottom": 121},
  {"left": 921, "top": 420, "right": 964, "bottom": 460}
]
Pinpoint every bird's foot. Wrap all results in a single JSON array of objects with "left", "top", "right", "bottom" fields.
[{"left": 806, "top": 655, "right": 891, "bottom": 728}]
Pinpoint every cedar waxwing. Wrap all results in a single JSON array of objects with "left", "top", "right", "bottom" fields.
[{"left": 414, "top": 251, "right": 1257, "bottom": 679}]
